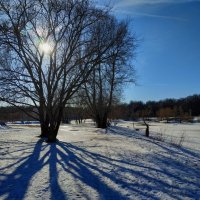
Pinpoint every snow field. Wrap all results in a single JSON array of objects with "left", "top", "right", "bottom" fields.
[{"left": 0, "top": 122, "right": 200, "bottom": 199}]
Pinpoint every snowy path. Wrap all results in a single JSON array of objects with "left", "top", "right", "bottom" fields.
[{"left": 0, "top": 124, "right": 200, "bottom": 199}]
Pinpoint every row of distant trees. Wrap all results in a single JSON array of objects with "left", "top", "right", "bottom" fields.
[
  {"left": 0, "top": 106, "right": 88, "bottom": 123},
  {"left": 1, "top": 94, "right": 200, "bottom": 123},
  {"left": 111, "top": 94, "right": 200, "bottom": 122}
]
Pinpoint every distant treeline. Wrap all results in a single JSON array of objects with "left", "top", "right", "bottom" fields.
[
  {"left": 0, "top": 94, "right": 200, "bottom": 122},
  {"left": 111, "top": 94, "right": 200, "bottom": 121},
  {"left": 0, "top": 106, "right": 89, "bottom": 123},
  {"left": 0, "top": 106, "right": 36, "bottom": 122}
]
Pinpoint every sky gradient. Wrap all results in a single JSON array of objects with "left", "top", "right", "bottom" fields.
[{"left": 110, "top": 0, "right": 200, "bottom": 102}]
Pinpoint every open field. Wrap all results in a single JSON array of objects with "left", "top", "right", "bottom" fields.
[
  {"left": 116, "top": 121, "right": 200, "bottom": 150},
  {"left": 0, "top": 121, "right": 200, "bottom": 199}
]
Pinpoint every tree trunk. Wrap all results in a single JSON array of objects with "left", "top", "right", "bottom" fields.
[
  {"left": 46, "top": 127, "right": 59, "bottom": 143},
  {"left": 46, "top": 109, "right": 63, "bottom": 143},
  {"left": 39, "top": 122, "right": 49, "bottom": 138},
  {"left": 39, "top": 112, "right": 50, "bottom": 138},
  {"left": 38, "top": 104, "right": 49, "bottom": 138},
  {"left": 96, "top": 114, "right": 108, "bottom": 129}
]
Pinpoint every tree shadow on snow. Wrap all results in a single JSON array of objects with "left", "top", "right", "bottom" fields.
[
  {"left": 0, "top": 139, "right": 128, "bottom": 199},
  {"left": 48, "top": 143, "right": 68, "bottom": 200},
  {"left": 0, "top": 135, "right": 200, "bottom": 200},
  {"left": 55, "top": 141, "right": 200, "bottom": 199},
  {"left": 106, "top": 126, "right": 200, "bottom": 199},
  {"left": 0, "top": 139, "right": 49, "bottom": 200},
  {"left": 49, "top": 142, "right": 126, "bottom": 200}
]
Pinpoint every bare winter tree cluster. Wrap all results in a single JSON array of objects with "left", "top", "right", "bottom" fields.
[
  {"left": 0, "top": 0, "right": 136, "bottom": 142},
  {"left": 79, "top": 16, "right": 136, "bottom": 128}
]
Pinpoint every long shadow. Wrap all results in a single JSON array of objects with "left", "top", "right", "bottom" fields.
[
  {"left": 0, "top": 139, "right": 49, "bottom": 200},
  {"left": 154, "top": 153, "right": 200, "bottom": 198},
  {"left": 1, "top": 131, "right": 199, "bottom": 199},
  {"left": 53, "top": 142, "right": 174, "bottom": 199},
  {"left": 95, "top": 126, "right": 200, "bottom": 199},
  {"left": 109, "top": 125, "right": 200, "bottom": 159},
  {"left": 108, "top": 126, "right": 142, "bottom": 139},
  {"left": 48, "top": 143, "right": 67, "bottom": 200},
  {"left": 56, "top": 142, "right": 127, "bottom": 199}
]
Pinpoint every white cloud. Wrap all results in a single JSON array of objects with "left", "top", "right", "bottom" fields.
[
  {"left": 114, "top": 9, "right": 188, "bottom": 21},
  {"left": 115, "top": 0, "right": 200, "bottom": 8},
  {"left": 113, "top": 0, "right": 195, "bottom": 21}
]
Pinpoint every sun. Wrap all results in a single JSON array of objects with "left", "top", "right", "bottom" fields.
[{"left": 39, "top": 42, "right": 52, "bottom": 54}]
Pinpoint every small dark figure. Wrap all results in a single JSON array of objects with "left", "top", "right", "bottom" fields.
[
  {"left": 143, "top": 119, "right": 149, "bottom": 137},
  {"left": 105, "top": 121, "right": 111, "bottom": 133},
  {"left": 145, "top": 124, "right": 149, "bottom": 137}
]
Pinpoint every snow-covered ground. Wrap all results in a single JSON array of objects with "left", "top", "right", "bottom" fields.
[
  {"left": 116, "top": 121, "right": 200, "bottom": 151},
  {"left": 149, "top": 122, "right": 200, "bottom": 150},
  {"left": 0, "top": 121, "right": 200, "bottom": 199}
]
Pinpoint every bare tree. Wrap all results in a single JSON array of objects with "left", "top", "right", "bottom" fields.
[
  {"left": 0, "top": 0, "right": 114, "bottom": 142},
  {"left": 157, "top": 107, "right": 175, "bottom": 122},
  {"left": 80, "top": 15, "right": 136, "bottom": 128}
]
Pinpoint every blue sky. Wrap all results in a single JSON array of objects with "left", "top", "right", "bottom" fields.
[{"left": 109, "top": 0, "right": 200, "bottom": 102}]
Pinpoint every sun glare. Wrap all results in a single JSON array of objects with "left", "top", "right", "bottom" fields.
[{"left": 39, "top": 42, "right": 52, "bottom": 54}]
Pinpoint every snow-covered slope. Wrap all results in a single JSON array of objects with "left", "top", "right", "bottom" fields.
[
  {"left": 0, "top": 123, "right": 199, "bottom": 199},
  {"left": 116, "top": 121, "right": 200, "bottom": 150}
]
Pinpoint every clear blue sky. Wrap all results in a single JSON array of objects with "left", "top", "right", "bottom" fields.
[{"left": 109, "top": 0, "right": 200, "bottom": 103}]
